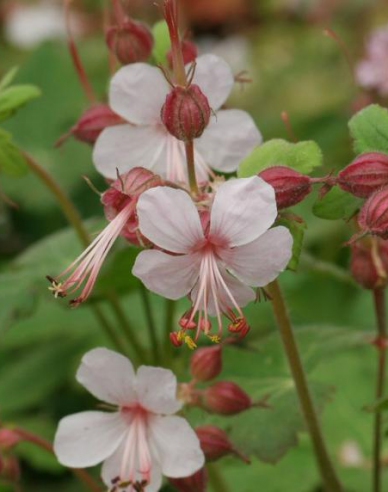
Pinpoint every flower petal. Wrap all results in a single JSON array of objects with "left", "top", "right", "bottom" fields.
[
  {"left": 93, "top": 124, "right": 167, "bottom": 180},
  {"left": 137, "top": 187, "right": 204, "bottom": 253},
  {"left": 225, "top": 226, "right": 293, "bottom": 286},
  {"left": 196, "top": 109, "right": 262, "bottom": 173},
  {"left": 210, "top": 176, "right": 278, "bottom": 247},
  {"left": 132, "top": 250, "right": 200, "bottom": 300},
  {"left": 76, "top": 348, "right": 137, "bottom": 406},
  {"left": 192, "top": 54, "right": 234, "bottom": 110},
  {"left": 101, "top": 436, "right": 162, "bottom": 492},
  {"left": 109, "top": 63, "right": 169, "bottom": 125},
  {"left": 136, "top": 366, "right": 182, "bottom": 415},
  {"left": 54, "top": 411, "right": 126, "bottom": 468},
  {"left": 149, "top": 416, "right": 204, "bottom": 478}
]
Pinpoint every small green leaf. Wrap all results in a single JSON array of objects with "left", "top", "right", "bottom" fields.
[
  {"left": 0, "top": 84, "right": 41, "bottom": 122},
  {"left": 349, "top": 104, "right": 388, "bottom": 154},
  {"left": 277, "top": 217, "right": 306, "bottom": 270},
  {"left": 0, "top": 67, "right": 19, "bottom": 92},
  {"left": 152, "top": 21, "right": 171, "bottom": 65},
  {"left": 312, "top": 186, "right": 362, "bottom": 220},
  {"left": 238, "top": 139, "right": 323, "bottom": 178},
  {"left": 0, "top": 129, "right": 28, "bottom": 177}
]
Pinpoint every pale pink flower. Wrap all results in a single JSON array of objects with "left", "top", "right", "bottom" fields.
[
  {"left": 132, "top": 177, "right": 293, "bottom": 342},
  {"left": 54, "top": 348, "right": 204, "bottom": 492},
  {"left": 93, "top": 54, "right": 262, "bottom": 184},
  {"left": 356, "top": 25, "right": 388, "bottom": 96}
]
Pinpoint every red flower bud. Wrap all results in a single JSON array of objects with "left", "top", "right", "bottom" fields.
[
  {"left": 350, "top": 238, "right": 388, "bottom": 290},
  {"left": 169, "top": 467, "right": 208, "bottom": 492},
  {"left": 0, "top": 429, "right": 21, "bottom": 450},
  {"left": 358, "top": 186, "right": 388, "bottom": 239},
  {"left": 190, "top": 345, "right": 222, "bottom": 382},
  {"left": 338, "top": 152, "right": 388, "bottom": 198},
  {"left": 161, "top": 84, "right": 211, "bottom": 142},
  {"left": 259, "top": 166, "right": 312, "bottom": 209},
  {"left": 203, "top": 381, "right": 252, "bottom": 415},
  {"left": 167, "top": 40, "right": 198, "bottom": 69},
  {"left": 106, "top": 20, "right": 154, "bottom": 65},
  {"left": 196, "top": 426, "right": 236, "bottom": 462}
]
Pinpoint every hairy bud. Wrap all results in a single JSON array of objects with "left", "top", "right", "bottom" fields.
[
  {"left": 161, "top": 84, "right": 211, "bottom": 142},
  {"left": 169, "top": 467, "right": 208, "bottom": 492},
  {"left": 338, "top": 152, "right": 388, "bottom": 198},
  {"left": 190, "top": 345, "right": 222, "bottom": 382},
  {"left": 167, "top": 40, "right": 198, "bottom": 69},
  {"left": 196, "top": 426, "right": 236, "bottom": 462},
  {"left": 358, "top": 186, "right": 388, "bottom": 239},
  {"left": 106, "top": 20, "right": 154, "bottom": 65},
  {"left": 350, "top": 238, "right": 388, "bottom": 289},
  {"left": 203, "top": 381, "right": 252, "bottom": 415},
  {"left": 259, "top": 166, "right": 312, "bottom": 209}
]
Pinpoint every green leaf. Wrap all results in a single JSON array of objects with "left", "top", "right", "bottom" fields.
[
  {"left": 312, "top": 186, "right": 362, "bottom": 220},
  {"left": 349, "top": 104, "right": 388, "bottom": 154},
  {"left": 0, "top": 85, "right": 41, "bottom": 122},
  {"left": 0, "top": 66, "right": 19, "bottom": 92},
  {"left": 277, "top": 216, "right": 306, "bottom": 270},
  {"left": 238, "top": 139, "right": 323, "bottom": 178},
  {"left": 152, "top": 21, "right": 171, "bottom": 65},
  {"left": 0, "top": 129, "right": 28, "bottom": 177}
]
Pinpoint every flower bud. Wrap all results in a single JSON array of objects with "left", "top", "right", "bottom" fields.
[
  {"left": 106, "top": 20, "right": 154, "bottom": 65},
  {"left": 169, "top": 467, "right": 208, "bottom": 492},
  {"left": 161, "top": 84, "right": 211, "bottom": 142},
  {"left": 203, "top": 381, "right": 252, "bottom": 415},
  {"left": 338, "top": 152, "right": 388, "bottom": 198},
  {"left": 0, "top": 429, "right": 21, "bottom": 451},
  {"left": 358, "top": 186, "right": 388, "bottom": 239},
  {"left": 190, "top": 345, "right": 222, "bottom": 382},
  {"left": 196, "top": 426, "right": 235, "bottom": 462},
  {"left": 350, "top": 238, "right": 388, "bottom": 289},
  {"left": 259, "top": 166, "right": 312, "bottom": 209},
  {"left": 167, "top": 40, "right": 198, "bottom": 69}
]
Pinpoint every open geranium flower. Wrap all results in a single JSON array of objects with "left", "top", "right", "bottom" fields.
[
  {"left": 54, "top": 348, "right": 204, "bottom": 492},
  {"left": 132, "top": 177, "right": 293, "bottom": 345},
  {"left": 93, "top": 54, "right": 262, "bottom": 184}
]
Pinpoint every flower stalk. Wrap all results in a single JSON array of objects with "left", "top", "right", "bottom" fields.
[
  {"left": 185, "top": 140, "right": 199, "bottom": 194},
  {"left": 268, "top": 280, "right": 343, "bottom": 492}
]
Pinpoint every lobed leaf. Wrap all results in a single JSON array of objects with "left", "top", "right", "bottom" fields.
[{"left": 349, "top": 104, "right": 388, "bottom": 154}]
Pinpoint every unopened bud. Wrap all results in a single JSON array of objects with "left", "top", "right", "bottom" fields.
[
  {"left": 169, "top": 467, "right": 208, "bottom": 492},
  {"left": 338, "top": 152, "right": 388, "bottom": 198},
  {"left": 161, "top": 84, "right": 211, "bottom": 142},
  {"left": 203, "top": 381, "right": 252, "bottom": 415},
  {"left": 350, "top": 238, "right": 388, "bottom": 289},
  {"left": 190, "top": 345, "right": 222, "bottom": 382},
  {"left": 106, "top": 20, "right": 154, "bottom": 65},
  {"left": 196, "top": 426, "right": 236, "bottom": 462},
  {"left": 0, "top": 429, "right": 21, "bottom": 450},
  {"left": 358, "top": 186, "right": 388, "bottom": 239},
  {"left": 167, "top": 40, "right": 198, "bottom": 69},
  {"left": 259, "top": 166, "right": 312, "bottom": 209}
]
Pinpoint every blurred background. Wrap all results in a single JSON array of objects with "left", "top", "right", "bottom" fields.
[{"left": 1, "top": 0, "right": 388, "bottom": 491}]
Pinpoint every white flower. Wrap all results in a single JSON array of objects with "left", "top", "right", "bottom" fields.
[
  {"left": 54, "top": 348, "right": 204, "bottom": 491},
  {"left": 93, "top": 54, "right": 262, "bottom": 184},
  {"left": 132, "top": 177, "right": 293, "bottom": 342}
]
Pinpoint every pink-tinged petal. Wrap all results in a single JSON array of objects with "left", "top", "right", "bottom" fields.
[
  {"left": 54, "top": 411, "right": 126, "bottom": 468},
  {"left": 136, "top": 366, "right": 182, "bottom": 415},
  {"left": 93, "top": 124, "right": 167, "bottom": 180},
  {"left": 148, "top": 416, "right": 204, "bottom": 478},
  {"left": 132, "top": 250, "right": 200, "bottom": 300},
  {"left": 137, "top": 187, "right": 204, "bottom": 253},
  {"left": 225, "top": 226, "right": 293, "bottom": 286},
  {"left": 210, "top": 177, "right": 277, "bottom": 247},
  {"left": 196, "top": 109, "right": 262, "bottom": 173},
  {"left": 101, "top": 437, "right": 162, "bottom": 492},
  {"left": 110, "top": 63, "right": 169, "bottom": 125},
  {"left": 76, "top": 348, "right": 137, "bottom": 406},
  {"left": 192, "top": 54, "right": 234, "bottom": 110}
]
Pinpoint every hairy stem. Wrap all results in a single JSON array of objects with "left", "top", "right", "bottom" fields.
[
  {"left": 268, "top": 280, "right": 343, "bottom": 492},
  {"left": 372, "top": 288, "right": 387, "bottom": 492},
  {"left": 15, "top": 428, "right": 101, "bottom": 492},
  {"left": 185, "top": 140, "right": 198, "bottom": 194}
]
